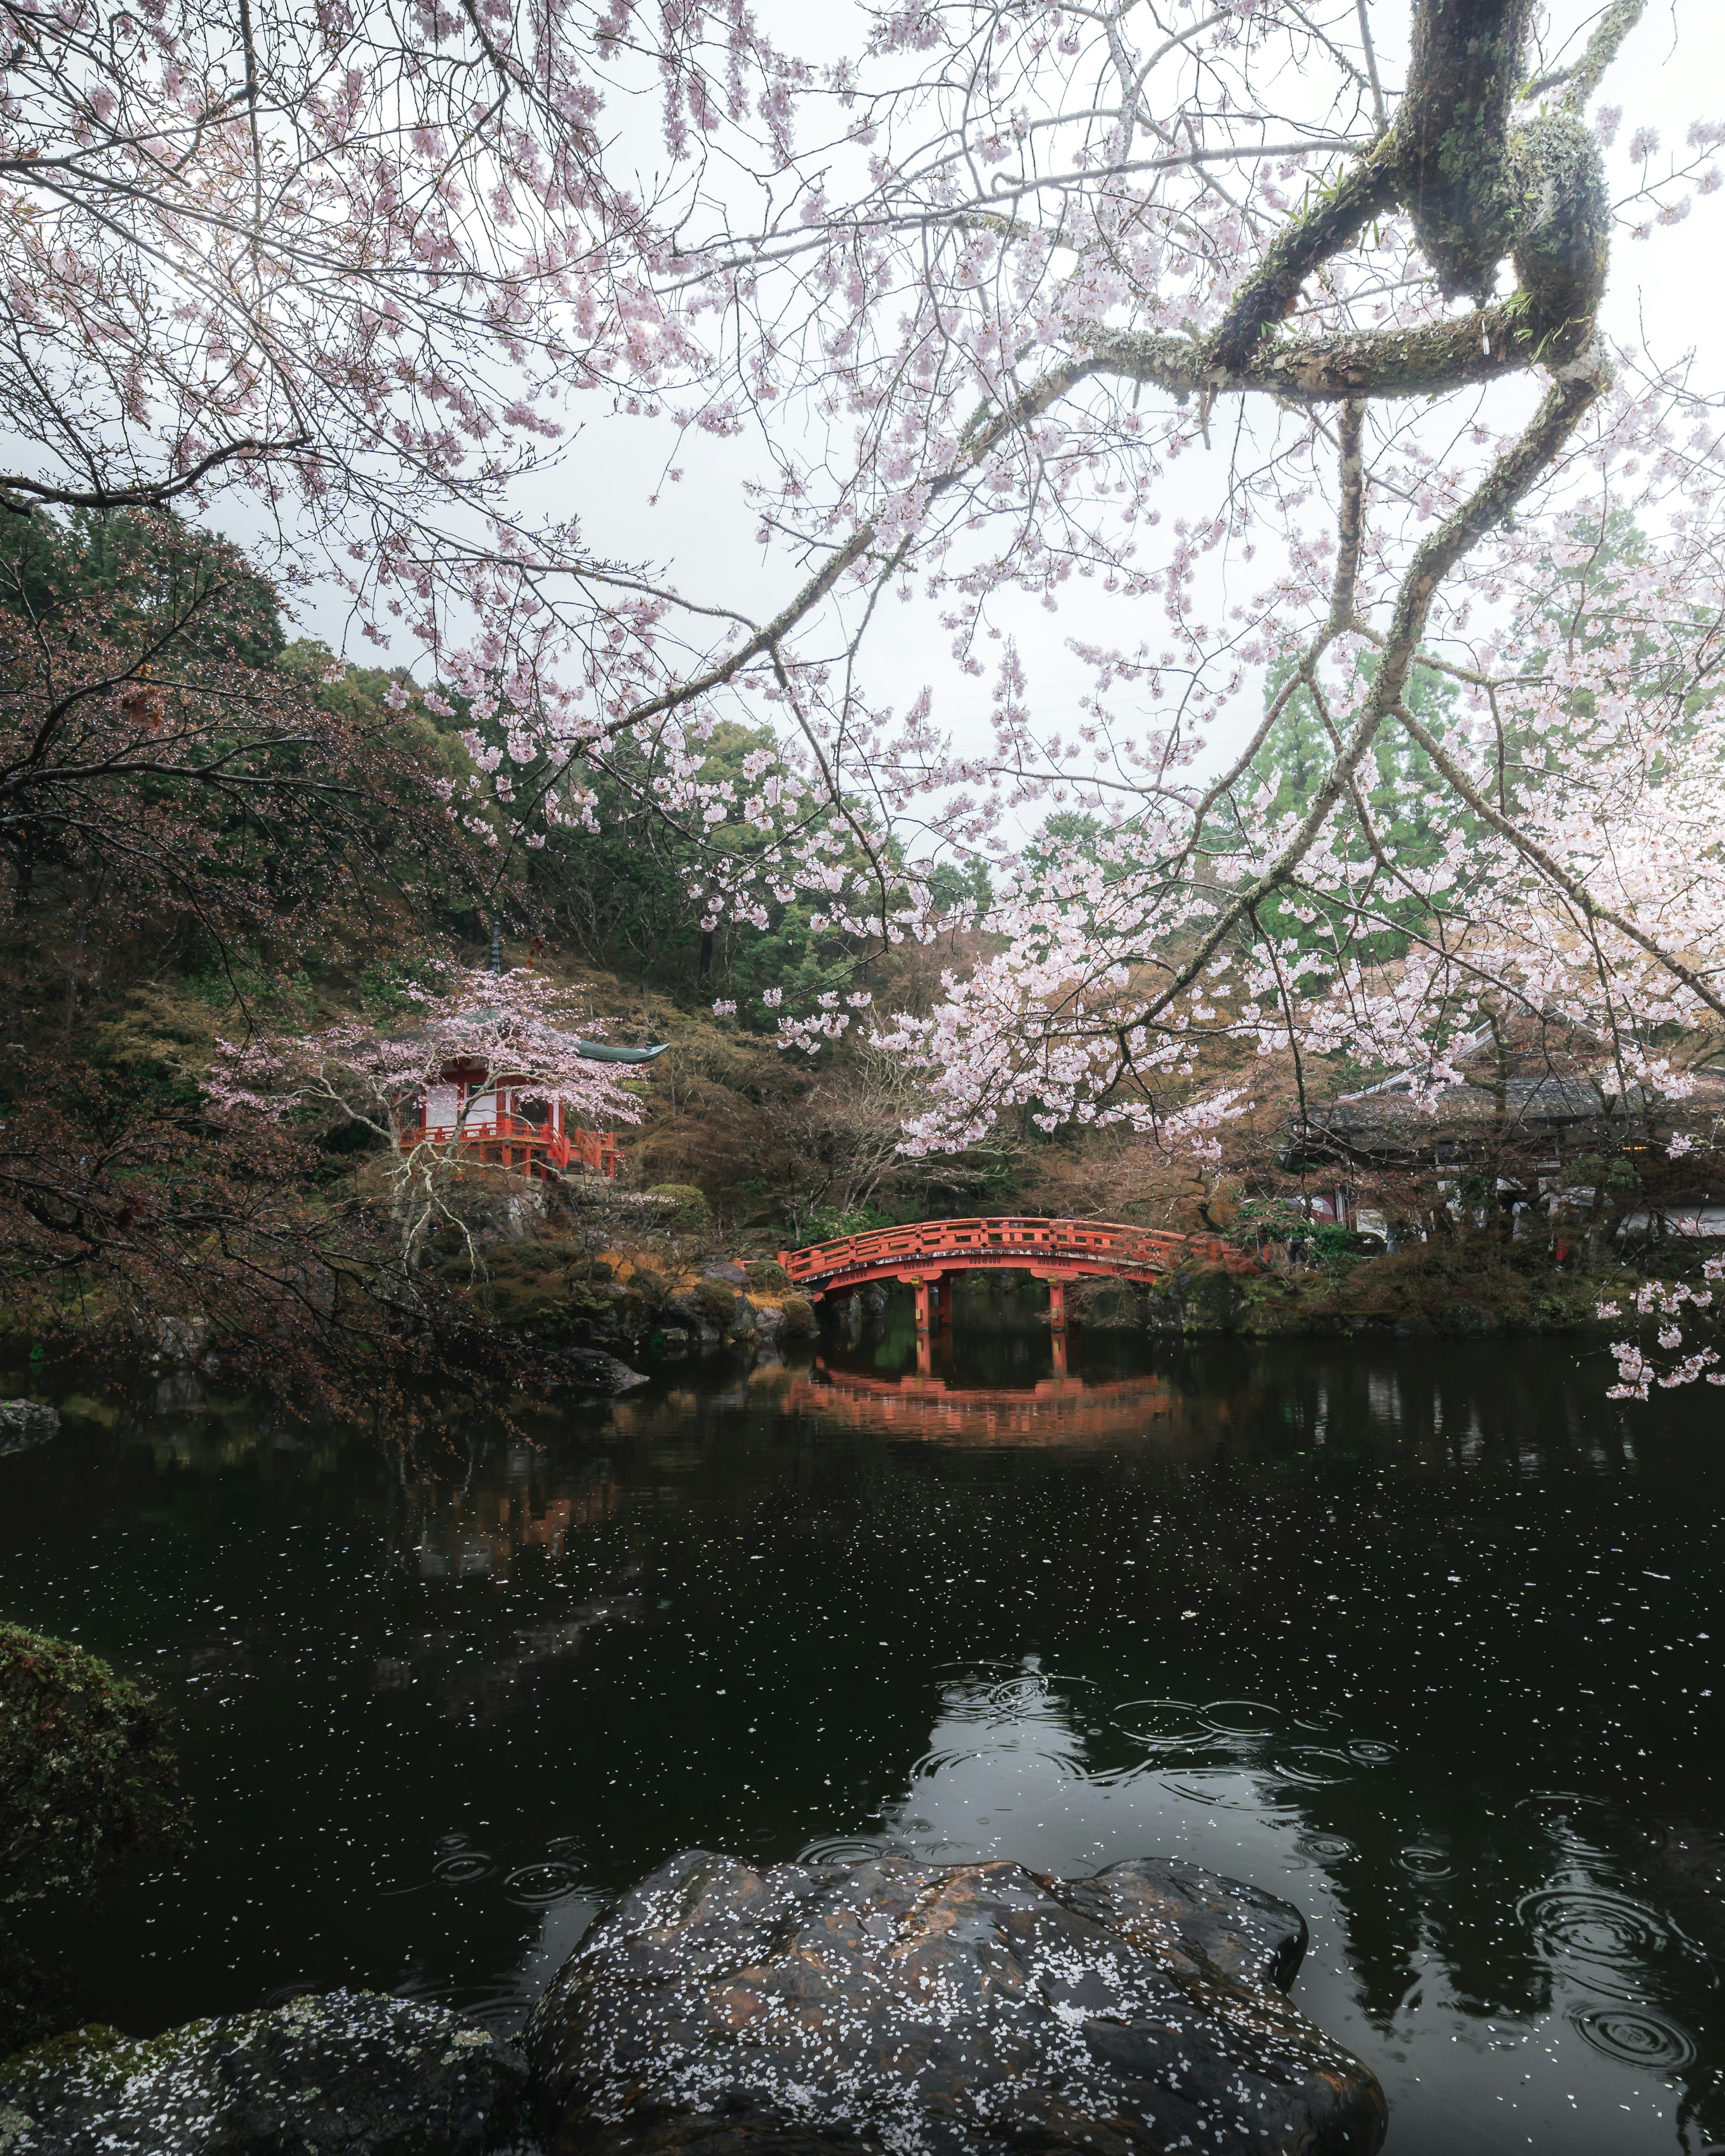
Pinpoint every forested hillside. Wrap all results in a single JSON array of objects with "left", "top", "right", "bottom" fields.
[
  {"left": 0, "top": 514, "right": 1078, "bottom": 1388},
  {"left": 5, "top": 508, "right": 1721, "bottom": 1399}
]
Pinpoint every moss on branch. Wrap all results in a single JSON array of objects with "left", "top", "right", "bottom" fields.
[
  {"left": 1107, "top": 0, "right": 1627, "bottom": 409},
  {"left": 1399, "top": 0, "right": 1540, "bottom": 303},
  {"left": 1086, "top": 298, "right": 1569, "bottom": 406}
]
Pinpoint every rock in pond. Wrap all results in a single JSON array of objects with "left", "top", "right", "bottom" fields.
[
  {"left": 526, "top": 1848, "right": 1387, "bottom": 2155},
  {"left": 0, "top": 1403, "right": 57, "bottom": 1457},
  {"left": 0, "top": 1991, "right": 528, "bottom": 2155}
]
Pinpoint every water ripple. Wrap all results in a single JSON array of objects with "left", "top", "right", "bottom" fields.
[
  {"left": 1296, "top": 1832, "right": 1357, "bottom": 1864},
  {"left": 1397, "top": 1844, "right": 1455, "bottom": 1882},
  {"left": 986, "top": 1675, "right": 1054, "bottom": 1713},
  {"left": 1273, "top": 1747, "right": 1356, "bottom": 1787},
  {"left": 1162, "top": 1770, "right": 1289, "bottom": 1815},
  {"left": 1114, "top": 1697, "right": 1210, "bottom": 1750},
  {"left": 505, "top": 1861, "right": 584, "bottom": 1907},
  {"left": 909, "top": 1748, "right": 985, "bottom": 1777},
  {"left": 1514, "top": 1791, "right": 1670, "bottom": 1861},
  {"left": 432, "top": 1851, "right": 496, "bottom": 1885},
  {"left": 1519, "top": 1886, "right": 1669, "bottom": 1981},
  {"left": 1200, "top": 1698, "right": 1284, "bottom": 1736},
  {"left": 799, "top": 1834, "right": 890, "bottom": 1868},
  {"left": 1571, "top": 2003, "right": 1696, "bottom": 2072}
]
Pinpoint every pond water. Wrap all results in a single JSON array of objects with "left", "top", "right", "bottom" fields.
[{"left": 2, "top": 1282, "right": 1721, "bottom": 2154}]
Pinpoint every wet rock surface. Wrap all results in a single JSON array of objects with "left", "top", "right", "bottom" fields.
[
  {"left": 0, "top": 1991, "right": 529, "bottom": 2155},
  {"left": 526, "top": 1849, "right": 1387, "bottom": 2155},
  {"left": 0, "top": 1403, "right": 58, "bottom": 1457}
]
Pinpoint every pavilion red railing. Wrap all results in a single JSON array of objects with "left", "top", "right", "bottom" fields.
[{"left": 413, "top": 1114, "right": 617, "bottom": 1178}]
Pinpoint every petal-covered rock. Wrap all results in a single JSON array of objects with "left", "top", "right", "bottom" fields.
[
  {"left": 527, "top": 1850, "right": 1386, "bottom": 2155},
  {"left": 0, "top": 1991, "right": 528, "bottom": 2155}
]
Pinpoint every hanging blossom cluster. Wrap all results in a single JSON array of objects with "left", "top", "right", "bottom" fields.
[
  {"left": 1596, "top": 1264, "right": 1725, "bottom": 1399},
  {"left": 864, "top": 468, "right": 1725, "bottom": 1153}
]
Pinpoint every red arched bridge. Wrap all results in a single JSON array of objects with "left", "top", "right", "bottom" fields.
[{"left": 778, "top": 1216, "right": 1249, "bottom": 1355}]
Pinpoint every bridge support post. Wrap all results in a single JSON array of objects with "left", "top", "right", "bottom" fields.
[
  {"left": 912, "top": 1278, "right": 933, "bottom": 1335},
  {"left": 1046, "top": 1277, "right": 1067, "bottom": 1333}
]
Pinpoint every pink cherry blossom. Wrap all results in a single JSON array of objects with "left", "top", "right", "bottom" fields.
[{"left": 209, "top": 968, "right": 637, "bottom": 1266}]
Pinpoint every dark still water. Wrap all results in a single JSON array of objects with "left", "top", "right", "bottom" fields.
[{"left": 2, "top": 1296, "right": 1721, "bottom": 2155}]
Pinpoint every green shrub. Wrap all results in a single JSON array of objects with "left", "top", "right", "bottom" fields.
[
  {"left": 478, "top": 1248, "right": 568, "bottom": 1325},
  {"left": 646, "top": 1184, "right": 710, "bottom": 1232},
  {"left": 1311, "top": 1222, "right": 1372, "bottom": 1270},
  {"left": 744, "top": 1260, "right": 790, "bottom": 1292},
  {"left": 0, "top": 1627, "right": 186, "bottom": 1907}
]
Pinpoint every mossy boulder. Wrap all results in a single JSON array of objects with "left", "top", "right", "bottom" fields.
[
  {"left": 686, "top": 1281, "right": 737, "bottom": 1329},
  {"left": 779, "top": 1296, "right": 818, "bottom": 1341},
  {"left": 1146, "top": 1266, "right": 1251, "bottom": 1335},
  {"left": 526, "top": 1850, "right": 1385, "bottom": 2156},
  {"left": 0, "top": 1991, "right": 527, "bottom": 2153},
  {"left": 0, "top": 1628, "right": 185, "bottom": 1910},
  {"left": 460, "top": 1238, "right": 620, "bottom": 1327},
  {"left": 0, "top": 1404, "right": 57, "bottom": 1458}
]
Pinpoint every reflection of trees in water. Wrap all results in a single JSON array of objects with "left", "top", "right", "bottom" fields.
[
  {"left": 1305, "top": 1785, "right": 1718, "bottom": 2139},
  {"left": 376, "top": 1576, "right": 651, "bottom": 1730},
  {"left": 805, "top": 1657, "right": 1092, "bottom": 1868},
  {"left": 851, "top": 1661, "right": 1719, "bottom": 2142},
  {"left": 1161, "top": 1340, "right": 1643, "bottom": 1481},
  {"left": 27, "top": 1337, "right": 1718, "bottom": 2135},
  {"left": 408, "top": 1462, "right": 619, "bottom": 1582},
  {"left": 383, "top": 1449, "right": 638, "bottom": 1727}
]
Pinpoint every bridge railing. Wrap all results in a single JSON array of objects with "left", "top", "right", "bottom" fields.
[{"left": 778, "top": 1215, "right": 1206, "bottom": 1284}]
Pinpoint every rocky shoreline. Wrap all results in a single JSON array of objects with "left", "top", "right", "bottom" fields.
[
  {"left": 1, "top": 1851, "right": 1385, "bottom": 2156},
  {"left": 0, "top": 1992, "right": 529, "bottom": 2155}
]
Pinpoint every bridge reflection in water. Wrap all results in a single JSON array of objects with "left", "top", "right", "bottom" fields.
[{"left": 788, "top": 1362, "right": 1182, "bottom": 1446}]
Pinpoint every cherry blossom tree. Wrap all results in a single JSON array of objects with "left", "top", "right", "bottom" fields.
[
  {"left": 209, "top": 966, "right": 639, "bottom": 1262},
  {"left": 612, "top": 0, "right": 1724, "bottom": 1165},
  {"left": 17, "top": 0, "right": 1725, "bottom": 1375}
]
